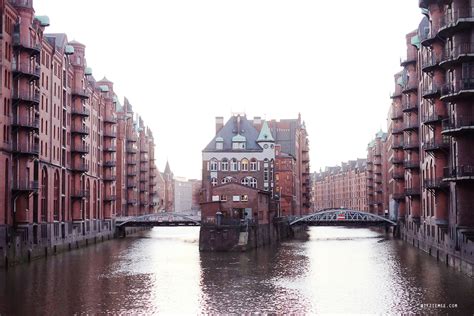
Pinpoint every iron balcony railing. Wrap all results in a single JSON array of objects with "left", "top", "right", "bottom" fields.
[
  {"left": 12, "top": 62, "right": 40, "bottom": 79},
  {"left": 126, "top": 145, "right": 138, "bottom": 153},
  {"left": 103, "top": 175, "right": 116, "bottom": 181},
  {"left": 392, "top": 171, "right": 404, "bottom": 179},
  {"left": 392, "top": 192, "right": 405, "bottom": 200},
  {"left": 71, "top": 162, "right": 89, "bottom": 172},
  {"left": 103, "top": 130, "right": 117, "bottom": 138},
  {"left": 443, "top": 42, "right": 474, "bottom": 63},
  {"left": 71, "top": 88, "right": 89, "bottom": 99},
  {"left": 12, "top": 91, "right": 40, "bottom": 104},
  {"left": 442, "top": 116, "right": 474, "bottom": 133},
  {"left": 104, "top": 115, "right": 117, "bottom": 124},
  {"left": 404, "top": 188, "right": 421, "bottom": 196},
  {"left": 12, "top": 180, "right": 39, "bottom": 191},
  {"left": 12, "top": 143, "right": 39, "bottom": 155},
  {"left": 422, "top": 84, "right": 441, "bottom": 99},
  {"left": 127, "top": 159, "right": 137, "bottom": 165},
  {"left": 404, "top": 160, "right": 420, "bottom": 169},
  {"left": 392, "top": 140, "right": 404, "bottom": 149},
  {"left": 424, "top": 178, "right": 447, "bottom": 190},
  {"left": 71, "top": 107, "right": 90, "bottom": 117},
  {"left": 443, "top": 165, "right": 474, "bottom": 179},
  {"left": 423, "top": 139, "right": 450, "bottom": 152},
  {"left": 421, "top": 53, "right": 443, "bottom": 72},
  {"left": 12, "top": 116, "right": 39, "bottom": 130},
  {"left": 12, "top": 33, "right": 41, "bottom": 55},
  {"left": 404, "top": 121, "right": 419, "bottom": 131},
  {"left": 401, "top": 82, "right": 418, "bottom": 94},
  {"left": 403, "top": 141, "right": 419, "bottom": 150},
  {"left": 103, "top": 160, "right": 116, "bottom": 167},
  {"left": 391, "top": 109, "right": 403, "bottom": 120},
  {"left": 439, "top": 7, "right": 474, "bottom": 30},
  {"left": 103, "top": 146, "right": 117, "bottom": 152},
  {"left": 71, "top": 144, "right": 90, "bottom": 154},
  {"left": 402, "top": 102, "right": 418, "bottom": 112},
  {"left": 71, "top": 125, "right": 90, "bottom": 135},
  {"left": 422, "top": 112, "right": 446, "bottom": 125},
  {"left": 441, "top": 79, "right": 474, "bottom": 98},
  {"left": 104, "top": 195, "right": 116, "bottom": 201},
  {"left": 391, "top": 157, "right": 404, "bottom": 165}
]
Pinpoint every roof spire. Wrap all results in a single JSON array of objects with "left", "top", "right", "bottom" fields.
[{"left": 257, "top": 120, "right": 275, "bottom": 142}]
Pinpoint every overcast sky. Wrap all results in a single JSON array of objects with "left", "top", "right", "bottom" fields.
[{"left": 34, "top": 0, "right": 422, "bottom": 180}]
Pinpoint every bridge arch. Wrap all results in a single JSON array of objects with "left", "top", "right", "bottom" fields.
[{"left": 290, "top": 209, "right": 397, "bottom": 226}]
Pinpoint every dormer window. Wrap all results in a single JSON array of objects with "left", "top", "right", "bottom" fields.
[
  {"left": 232, "top": 134, "right": 246, "bottom": 150},
  {"left": 215, "top": 136, "right": 224, "bottom": 150}
]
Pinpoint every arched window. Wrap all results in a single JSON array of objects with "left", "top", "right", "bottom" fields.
[
  {"left": 53, "top": 171, "right": 60, "bottom": 221},
  {"left": 250, "top": 158, "right": 258, "bottom": 171},
  {"left": 221, "top": 158, "right": 229, "bottom": 171},
  {"left": 41, "top": 167, "right": 48, "bottom": 222},
  {"left": 230, "top": 158, "right": 238, "bottom": 171},
  {"left": 241, "top": 177, "right": 250, "bottom": 186},
  {"left": 211, "top": 178, "right": 218, "bottom": 186},
  {"left": 209, "top": 159, "right": 218, "bottom": 171},
  {"left": 241, "top": 158, "right": 249, "bottom": 171}
]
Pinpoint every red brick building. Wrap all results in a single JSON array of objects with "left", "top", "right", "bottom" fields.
[
  {"left": 366, "top": 131, "right": 390, "bottom": 216},
  {"left": 312, "top": 159, "right": 368, "bottom": 211},
  {"left": 0, "top": 0, "right": 160, "bottom": 265},
  {"left": 380, "top": 0, "right": 474, "bottom": 275}
]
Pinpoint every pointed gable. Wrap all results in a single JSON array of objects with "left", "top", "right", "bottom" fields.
[{"left": 257, "top": 121, "right": 275, "bottom": 142}]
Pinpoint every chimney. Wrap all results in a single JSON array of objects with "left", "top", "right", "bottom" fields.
[
  {"left": 253, "top": 116, "right": 262, "bottom": 130},
  {"left": 215, "top": 116, "right": 224, "bottom": 134}
]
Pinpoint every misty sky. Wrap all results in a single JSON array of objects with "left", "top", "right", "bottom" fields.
[{"left": 34, "top": 0, "right": 423, "bottom": 180}]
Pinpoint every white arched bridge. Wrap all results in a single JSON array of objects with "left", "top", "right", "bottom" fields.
[{"left": 289, "top": 209, "right": 397, "bottom": 227}]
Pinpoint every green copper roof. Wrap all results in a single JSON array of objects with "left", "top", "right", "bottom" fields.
[
  {"left": 99, "top": 85, "right": 109, "bottom": 92},
  {"left": 232, "top": 134, "right": 246, "bottom": 142},
  {"left": 257, "top": 120, "right": 275, "bottom": 142},
  {"left": 35, "top": 15, "right": 50, "bottom": 27},
  {"left": 410, "top": 35, "right": 420, "bottom": 49},
  {"left": 64, "top": 45, "right": 74, "bottom": 55},
  {"left": 396, "top": 76, "right": 405, "bottom": 86},
  {"left": 215, "top": 136, "right": 224, "bottom": 142},
  {"left": 84, "top": 67, "right": 92, "bottom": 76}
]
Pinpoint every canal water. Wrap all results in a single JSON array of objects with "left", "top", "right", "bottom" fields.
[{"left": 1, "top": 227, "right": 474, "bottom": 314}]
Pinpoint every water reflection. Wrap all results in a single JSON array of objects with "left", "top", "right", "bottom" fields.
[{"left": 1, "top": 227, "right": 473, "bottom": 314}]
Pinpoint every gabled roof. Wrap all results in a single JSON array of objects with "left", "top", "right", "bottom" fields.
[
  {"left": 257, "top": 121, "right": 274, "bottom": 142},
  {"left": 203, "top": 115, "right": 262, "bottom": 152}
]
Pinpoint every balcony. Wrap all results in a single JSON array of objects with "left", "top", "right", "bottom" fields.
[
  {"left": 71, "top": 190, "right": 90, "bottom": 199},
  {"left": 140, "top": 156, "right": 149, "bottom": 163},
  {"left": 103, "top": 195, "right": 116, "bottom": 202},
  {"left": 12, "top": 63, "right": 40, "bottom": 81},
  {"left": 402, "top": 102, "right": 418, "bottom": 113},
  {"left": 140, "top": 176, "right": 147, "bottom": 183},
  {"left": 71, "top": 88, "right": 89, "bottom": 100},
  {"left": 127, "top": 181, "right": 137, "bottom": 189},
  {"left": 71, "top": 107, "right": 90, "bottom": 117},
  {"left": 127, "top": 134, "right": 138, "bottom": 142},
  {"left": 103, "top": 146, "right": 116, "bottom": 152},
  {"left": 127, "top": 159, "right": 137, "bottom": 165},
  {"left": 12, "top": 180, "right": 39, "bottom": 193},
  {"left": 390, "top": 91, "right": 402, "bottom": 99},
  {"left": 140, "top": 147, "right": 149, "bottom": 153},
  {"left": 103, "top": 115, "right": 117, "bottom": 124},
  {"left": 392, "top": 126, "right": 404, "bottom": 134},
  {"left": 404, "top": 160, "right": 420, "bottom": 169},
  {"left": 391, "top": 157, "right": 404, "bottom": 165},
  {"left": 12, "top": 91, "right": 40, "bottom": 106},
  {"left": 12, "top": 143, "right": 39, "bottom": 156},
  {"left": 103, "top": 130, "right": 117, "bottom": 138},
  {"left": 12, "top": 33, "right": 41, "bottom": 56},
  {"left": 441, "top": 42, "right": 474, "bottom": 68},
  {"left": 442, "top": 116, "right": 474, "bottom": 135},
  {"left": 12, "top": 117, "right": 39, "bottom": 131},
  {"left": 400, "top": 56, "right": 417, "bottom": 67},
  {"left": 440, "top": 79, "right": 474, "bottom": 102},
  {"left": 392, "top": 140, "right": 404, "bottom": 149},
  {"left": 405, "top": 188, "right": 421, "bottom": 196},
  {"left": 422, "top": 112, "right": 446, "bottom": 126},
  {"left": 423, "top": 139, "right": 449, "bottom": 152},
  {"left": 127, "top": 199, "right": 138, "bottom": 205},
  {"left": 71, "top": 125, "right": 90, "bottom": 135},
  {"left": 140, "top": 167, "right": 148, "bottom": 173},
  {"left": 422, "top": 84, "right": 441, "bottom": 99},
  {"left": 103, "top": 161, "right": 116, "bottom": 168},
  {"left": 391, "top": 109, "right": 403, "bottom": 120},
  {"left": 439, "top": 7, "right": 474, "bottom": 38},
  {"left": 401, "top": 82, "right": 418, "bottom": 94},
  {"left": 392, "top": 171, "right": 404, "bottom": 180},
  {"left": 403, "top": 121, "right": 419, "bottom": 131},
  {"left": 139, "top": 184, "right": 148, "bottom": 192},
  {"left": 71, "top": 144, "right": 90, "bottom": 154},
  {"left": 443, "top": 165, "right": 474, "bottom": 181},
  {"left": 127, "top": 170, "right": 138, "bottom": 176},
  {"left": 126, "top": 145, "right": 138, "bottom": 153},
  {"left": 71, "top": 162, "right": 89, "bottom": 173},
  {"left": 424, "top": 178, "right": 448, "bottom": 190},
  {"left": 421, "top": 54, "right": 443, "bottom": 73},
  {"left": 403, "top": 141, "right": 419, "bottom": 150}
]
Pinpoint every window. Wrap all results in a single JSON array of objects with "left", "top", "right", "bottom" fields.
[
  {"left": 222, "top": 176, "right": 233, "bottom": 184},
  {"left": 241, "top": 195, "right": 248, "bottom": 202},
  {"left": 241, "top": 159, "right": 249, "bottom": 171},
  {"left": 211, "top": 178, "right": 218, "bottom": 186},
  {"left": 250, "top": 158, "right": 258, "bottom": 171},
  {"left": 221, "top": 158, "right": 228, "bottom": 171},
  {"left": 230, "top": 158, "right": 238, "bottom": 171},
  {"left": 220, "top": 195, "right": 227, "bottom": 201},
  {"left": 250, "top": 178, "right": 257, "bottom": 188},
  {"left": 209, "top": 159, "right": 218, "bottom": 171},
  {"left": 241, "top": 177, "right": 250, "bottom": 186}
]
